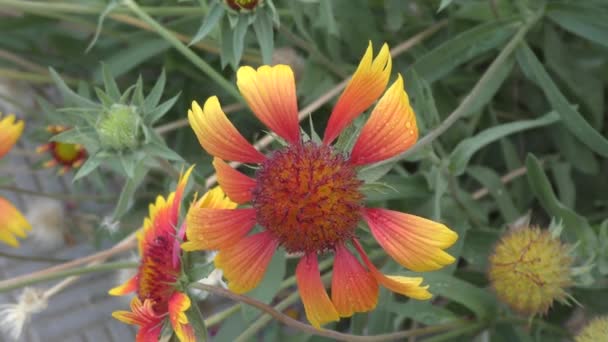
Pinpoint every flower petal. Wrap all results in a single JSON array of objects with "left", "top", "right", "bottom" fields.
[
  {"left": 237, "top": 65, "right": 300, "bottom": 144},
  {"left": 183, "top": 208, "right": 256, "bottom": 251},
  {"left": 352, "top": 239, "right": 432, "bottom": 300},
  {"left": 214, "top": 231, "right": 278, "bottom": 294},
  {"left": 363, "top": 208, "right": 458, "bottom": 272},
  {"left": 112, "top": 297, "right": 163, "bottom": 342},
  {"left": 213, "top": 158, "right": 256, "bottom": 203},
  {"left": 323, "top": 42, "right": 392, "bottom": 144},
  {"left": 188, "top": 97, "right": 266, "bottom": 163},
  {"left": 331, "top": 244, "right": 379, "bottom": 317},
  {"left": 0, "top": 197, "right": 31, "bottom": 248},
  {"left": 296, "top": 253, "right": 340, "bottom": 328},
  {"left": 169, "top": 292, "right": 195, "bottom": 342},
  {"left": 108, "top": 275, "right": 138, "bottom": 296},
  {"left": 350, "top": 75, "right": 418, "bottom": 166},
  {"left": 0, "top": 114, "right": 24, "bottom": 159}
]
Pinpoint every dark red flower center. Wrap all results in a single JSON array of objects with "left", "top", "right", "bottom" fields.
[{"left": 252, "top": 142, "right": 363, "bottom": 253}]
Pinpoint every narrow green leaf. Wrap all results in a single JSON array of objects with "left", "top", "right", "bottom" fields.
[
  {"left": 73, "top": 155, "right": 103, "bottom": 182},
  {"left": 253, "top": 8, "right": 274, "bottom": 64},
  {"left": 113, "top": 162, "right": 148, "bottom": 219},
  {"left": 232, "top": 16, "right": 249, "bottom": 68},
  {"left": 467, "top": 166, "right": 520, "bottom": 222},
  {"left": 423, "top": 273, "right": 497, "bottom": 319},
  {"left": 525, "top": 154, "right": 597, "bottom": 253},
  {"left": 449, "top": 112, "right": 560, "bottom": 175},
  {"left": 146, "top": 142, "right": 184, "bottom": 161},
  {"left": 190, "top": 2, "right": 225, "bottom": 44},
  {"left": 220, "top": 19, "right": 235, "bottom": 69},
  {"left": 547, "top": 3, "right": 608, "bottom": 48},
  {"left": 146, "top": 93, "right": 180, "bottom": 124},
  {"left": 85, "top": 0, "right": 119, "bottom": 53},
  {"left": 101, "top": 63, "right": 121, "bottom": 101},
  {"left": 143, "top": 70, "right": 166, "bottom": 114},
  {"left": 438, "top": 0, "right": 455, "bottom": 12},
  {"left": 185, "top": 296, "right": 208, "bottom": 342},
  {"left": 516, "top": 44, "right": 608, "bottom": 157},
  {"left": 551, "top": 162, "right": 576, "bottom": 209},
  {"left": 357, "top": 161, "right": 396, "bottom": 184},
  {"left": 409, "top": 18, "right": 519, "bottom": 83},
  {"left": 49, "top": 68, "right": 99, "bottom": 108}
]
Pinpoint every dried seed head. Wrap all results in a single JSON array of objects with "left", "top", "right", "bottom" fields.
[
  {"left": 576, "top": 316, "right": 608, "bottom": 342},
  {"left": 488, "top": 226, "right": 573, "bottom": 316}
]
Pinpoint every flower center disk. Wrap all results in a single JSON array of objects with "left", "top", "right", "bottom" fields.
[{"left": 252, "top": 142, "right": 363, "bottom": 253}]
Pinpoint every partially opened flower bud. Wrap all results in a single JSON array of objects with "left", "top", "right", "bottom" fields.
[
  {"left": 488, "top": 226, "right": 572, "bottom": 316},
  {"left": 96, "top": 104, "right": 140, "bottom": 150},
  {"left": 576, "top": 316, "right": 608, "bottom": 342}
]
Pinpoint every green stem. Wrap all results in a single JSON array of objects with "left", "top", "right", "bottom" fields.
[
  {"left": 0, "top": 251, "right": 70, "bottom": 263},
  {"left": 0, "top": 261, "right": 138, "bottom": 293},
  {"left": 421, "top": 321, "right": 484, "bottom": 342},
  {"left": 204, "top": 303, "right": 241, "bottom": 327},
  {"left": 368, "top": 11, "right": 541, "bottom": 170},
  {"left": 0, "top": 184, "right": 115, "bottom": 202},
  {"left": 123, "top": 0, "right": 242, "bottom": 102}
]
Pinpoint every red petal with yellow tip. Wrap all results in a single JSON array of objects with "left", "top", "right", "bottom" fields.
[
  {"left": 353, "top": 239, "right": 432, "bottom": 300},
  {"left": 168, "top": 292, "right": 195, "bottom": 342},
  {"left": 331, "top": 244, "right": 379, "bottom": 317},
  {"left": 350, "top": 75, "right": 418, "bottom": 166},
  {"left": 108, "top": 275, "right": 138, "bottom": 296},
  {"left": 183, "top": 208, "right": 256, "bottom": 251},
  {"left": 0, "top": 114, "right": 24, "bottom": 159},
  {"left": 296, "top": 253, "right": 339, "bottom": 328},
  {"left": 112, "top": 297, "right": 163, "bottom": 342},
  {"left": 214, "top": 231, "right": 278, "bottom": 294},
  {"left": 188, "top": 97, "right": 266, "bottom": 163},
  {"left": 323, "top": 42, "right": 392, "bottom": 144},
  {"left": 213, "top": 158, "right": 256, "bottom": 203},
  {"left": 0, "top": 197, "right": 31, "bottom": 248},
  {"left": 363, "top": 209, "right": 458, "bottom": 272},
  {"left": 237, "top": 65, "right": 300, "bottom": 144}
]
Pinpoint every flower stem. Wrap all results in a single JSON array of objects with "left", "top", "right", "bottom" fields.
[
  {"left": 0, "top": 261, "right": 138, "bottom": 293},
  {"left": 123, "top": 0, "right": 243, "bottom": 102}
]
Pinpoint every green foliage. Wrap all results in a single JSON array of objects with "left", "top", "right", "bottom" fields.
[{"left": 2, "top": 0, "right": 608, "bottom": 340}]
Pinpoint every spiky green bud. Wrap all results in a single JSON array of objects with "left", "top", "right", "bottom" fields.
[{"left": 96, "top": 104, "right": 140, "bottom": 150}]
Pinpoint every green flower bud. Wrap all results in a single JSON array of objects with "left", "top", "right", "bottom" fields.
[{"left": 96, "top": 104, "right": 140, "bottom": 150}]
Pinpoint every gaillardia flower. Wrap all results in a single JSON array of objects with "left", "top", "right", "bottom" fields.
[
  {"left": 185, "top": 42, "right": 458, "bottom": 327},
  {"left": 489, "top": 226, "right": 572, "bottom": 316},
  {"left": 36, "top": 125, "right": 87, "bottom": 174},
  {"left": 0, "top": 113, "right": 31, "bottom": 247},
  {"left": 109, "top": 167, "right": 196, "bottom": 341}
]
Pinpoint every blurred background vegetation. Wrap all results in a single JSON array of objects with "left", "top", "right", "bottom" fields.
[{"left": 0, "top": 0, "right": 607, "bottom": 341}]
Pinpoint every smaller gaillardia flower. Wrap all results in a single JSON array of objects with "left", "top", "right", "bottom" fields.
[
  {"left": 108, "top": 167, "right": 198, "bottom": 341},
  {"left": 576, "top": 316, "right": 608, "bottom": 342},
  {"left": 0, "top": 113, "right": 31, "bottom": 247},
  {"left": 489, "top": 225, "right": 573, "bottom": 316},
  {"left": 185, "top": 42, "right": 459, "bottom": 328},
  {"left": 37, "top": 125, "right": 87, "bottom": 174}
]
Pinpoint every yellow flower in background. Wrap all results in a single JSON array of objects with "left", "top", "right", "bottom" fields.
[
  {"left": 36, "top": 125, "right": 87, "bottom": 175},
  {"left": 0, "top": 113, "right": 31, "bottom": 247},
  {"left": 489, "top": 226, "right": 572, "bottom": 316},
  {"left": 576, "top": 316, "right": 608, "bottom": 342},
  {"left": 184, "top": 42, "right": 458, "bottom": 328}
]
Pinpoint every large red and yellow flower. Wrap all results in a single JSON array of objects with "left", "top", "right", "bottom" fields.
[
  {"left": 109, "top": 167, "right": 196, "bottom": 342},
  {"left": 184, "top": 42, "right": 459, "bottom": 327},
  {"left": 0, "top": 113, "right": 31, "bottom": 247},
  {"left": 36, "top": 125, "right": 87, "bottom": 175}
]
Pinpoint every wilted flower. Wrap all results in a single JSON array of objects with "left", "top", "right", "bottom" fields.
[
  {"left": 36, "top": 125, "right": 87, "bottom": 174},
  {"left": 184, "top": 42, "right": 458, "bottom": 327},
  {"left": 0, "top": 113, "right": 31, "bottom": 247},
  {"left": 0, "top": 287, "right": 47, "bottom": 340},
  {"left": 489, "top": 225, "right": 573, "bottom": 315},
  {"left": 576, "top": 316, "right": 608, "bottom": 342},
  {"left": 225, "top": 0, "right": 260, "bottom": 11}
]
